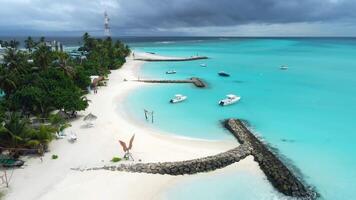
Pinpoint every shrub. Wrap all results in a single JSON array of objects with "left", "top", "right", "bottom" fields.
[
  {"left": 25, "top": 140, "right": 40, "bottom": 148},
  {"left": 111, "top": 157, "right": 121, "bottom": 162},
  {"left": 52, "top": 154, "right": 58, "bottom": 159}
]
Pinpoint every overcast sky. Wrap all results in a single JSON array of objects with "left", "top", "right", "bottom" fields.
[{"left": 1, "top": 0, "right": 356, "bottom": 36}]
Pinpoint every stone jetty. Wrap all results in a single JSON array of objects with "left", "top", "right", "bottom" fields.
[
  {"left": 134, "top": 56, "right": 208, "bottom": 62},
  {"left": 136, "top": 77, "right": 206, "bottom": 88},
  {"left": 225, "top": 119, "right": 314, "bottom": 198},
  {"left": 77, "top": 119, "right": 315, "bottom": 199},
  {"left": 84, "top": 145, "right": 250, "bottom": 175}
]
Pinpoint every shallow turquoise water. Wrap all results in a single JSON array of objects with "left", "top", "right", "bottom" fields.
[
  {"left": 160, "top": 165, "right": 287, "bottom": 200},
  {"left": 124, "top": 38, "right": 356, "bottom": 200}
]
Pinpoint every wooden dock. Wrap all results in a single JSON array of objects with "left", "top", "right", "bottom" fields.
[{"left": 136, "top": 77, "right": 206, "bottom": 88}]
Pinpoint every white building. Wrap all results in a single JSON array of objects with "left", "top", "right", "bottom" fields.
[{"left": 0, "top": 44, "right": 6, "bottom": 64}]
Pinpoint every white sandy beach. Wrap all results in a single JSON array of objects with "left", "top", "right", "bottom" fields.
[{"left": 1, "top": 53, "right": 265, "bottom": 200}]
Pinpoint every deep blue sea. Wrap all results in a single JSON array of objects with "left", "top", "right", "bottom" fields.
[{"left": 123, "top": 38, "right": 356, "bottom": 200}]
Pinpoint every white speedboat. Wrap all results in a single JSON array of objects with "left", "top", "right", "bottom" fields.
[
  {"left": 219, "top": 94, "right": 241, "bottom": 106},
  {"left": 170, "top": 94, "right": 187, "bottom": 103},
  {"left": 200, "top": 63, "right": 207, "bottom": 67},
  {"left": 280, "top": 65, "right": 288, "bottom": 70},
  {"left": 166, "top": 70, "right": 177, "bottom": 74}
]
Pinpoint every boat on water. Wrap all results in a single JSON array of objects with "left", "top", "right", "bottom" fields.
[
  {"left": 170, "top": 94, "right": 187, "bottom": 103},
  {"left": 218, "top": 71, "right": 230, "bottom": 77},
  {"left": 280, "top": 65, "right": 288, "bottom": 70},
  {"left": 200, "top": 63, "right": 207, "bottom": 67},
  {"left": 219, "top": 94, "right": 240, "bottom": 106},
  {"left": 166, "top": 70, "right": 177, "bottom": 74}
]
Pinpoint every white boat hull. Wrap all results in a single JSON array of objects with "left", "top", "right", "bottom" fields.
[
  {"left": 170, "top": 96, "right": 187, "bottom": 103},
  {"left": 219, "top": 96, "right": 240, "bottom": 106}
]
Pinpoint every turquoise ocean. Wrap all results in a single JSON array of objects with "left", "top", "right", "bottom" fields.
[{"left": 123, "top": 38, "right": 356, "bottom": 200}]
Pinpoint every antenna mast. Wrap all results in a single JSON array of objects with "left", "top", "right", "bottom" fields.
[{"left": 104, "top": 11, "right": 111, "bottom": 37}]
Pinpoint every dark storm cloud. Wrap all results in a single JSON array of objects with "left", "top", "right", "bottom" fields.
[
  {"left": 0, "top": 0, "right": 356, "bottom": 35},
  {"left": 115, "top": 0, "right": 356, "bottom": 28}
]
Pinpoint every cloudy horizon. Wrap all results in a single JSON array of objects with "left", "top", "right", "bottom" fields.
[{"left": 1, "top": 0, "right": 356, "bottom": 37}]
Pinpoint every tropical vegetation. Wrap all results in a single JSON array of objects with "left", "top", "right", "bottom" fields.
[{"left": 0, "top": 33, "right": 130, "bottom": 151}]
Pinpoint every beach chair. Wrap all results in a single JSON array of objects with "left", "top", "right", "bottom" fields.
[
  {"left": 68, "top": 132, "right": 77, "bottom": 142},
  {"left": 55, "top": 131, "right": 67, "bottom": 139}
]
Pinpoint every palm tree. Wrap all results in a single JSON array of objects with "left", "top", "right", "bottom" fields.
[
  {"left": 24, "top": 36, "right": 35, "bottom": 52},
  {"left": 39, "top": 36, "right": 46, "bottom": 43},
  {"left": 0, "top": 112, "right": 31, "bottom": 147},
  {"left": 33, "top": 44, "right": 52, "bottom": 70},
  {"left": 54, "top": 51, "right": 75, "bottom": 77},
  {"left": 3, "top": 48, "right": 27, "bottom": 74},
  {"left": 0, "top": 71, "right": 17, "bottom": 96},
  {"left": 82, "top": 32, "right": 95, "bottom": 51},
  {"left": 9, "top": 40, "right": 20, "bottom": 49}
]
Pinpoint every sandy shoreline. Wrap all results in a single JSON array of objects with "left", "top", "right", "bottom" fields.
[{"left": 1, "top": 54, "right": 263, "bottom": 200}]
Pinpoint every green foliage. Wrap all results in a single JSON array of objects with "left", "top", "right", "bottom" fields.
[
  {"left": 73, "top": 66, "right": 91, "bottom": 90},
  {"left": 81, "top": 33, "right": 130, "bottom": 73},
  {"left": 33, "top": 44, "right": 53, "bottom": 70},
  {"left": 52, "top": 154, "right": 58, "bottom": 159},
  {"left": 24, "top": 36, "right": 36, "bottom": 52},
  {"left": 0, "top": 112, "right": 31, "bottom": 147},
  {"left": 111, "top": 157, "right": 122, "bottom": 162},
  {"left": 0, "top": 113, "right": 56, "bottom": 148},
  {"left": 49, "top": 113, "right": 66, "bottom": 126},
  {"left": 29, "top": 125, "right": 56, "bottom": 145},
  {"left": 0, "top": 103, "right": 5, "bottom": 123},
  {"left": 0, "top": 33, "right": 130, "bottom": 149}
]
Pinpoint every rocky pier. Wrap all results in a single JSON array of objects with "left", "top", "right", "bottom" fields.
[
  {"left": 78, "top": 119, "right": 316, "bottom": 199},
  {"left": 225, "top": 119, "right": 315, "bottom": 198},
  {"left": 85, "top": 144, "right": 250, "bottom": 176}
]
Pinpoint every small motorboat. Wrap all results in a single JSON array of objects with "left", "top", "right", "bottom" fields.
[
  {"left": 219, "top": 94, "right": 241, "bottom": 106},
  {"left": 200, "top": 63, "right": 207, "bottom": 67},
  {"left": 280, "top": 65, "right": 288, "bottom": 70},
  {"left": 170, "top": 94, "right": 187, "bottom": 103},
  {"left": 218, "top": 71, "right": 230, "bottom": 77},
  {"left": 166, "top": 70, "right": 177, "bottom": 74}
]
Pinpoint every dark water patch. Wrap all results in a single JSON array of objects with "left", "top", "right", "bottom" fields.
[
  {"left": 233, "top": 80, "right": 244, "bottom": 83},
  {"left": 281, "top": 139, "right": 296, "bottom": 143}
]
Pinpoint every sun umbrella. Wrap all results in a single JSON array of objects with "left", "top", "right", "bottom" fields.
[
  {"left": 84, "top": 113, "right": 97, "bottom": 121},
  {"left": 83, "top": 113, "right": 97, "bottom": 127}
]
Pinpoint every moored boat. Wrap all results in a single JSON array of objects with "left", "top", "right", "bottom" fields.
[
  {"left": 166, "top": 70, "right": 177, "bottom": 74},
  {"left": 170, "top": 94, "right": 187, "bottom": 103},
  {"left": 219, "top": 94, "right": 240, "bottom": 106},
  {"left": 200, "top": 63, "right": 207, "bottom": 67},
  {"left": 218, "top": 71, "right": 230, "bottom": 77},
  {"left": 280, "top": 65, "right": 288, "bottom": 70}
]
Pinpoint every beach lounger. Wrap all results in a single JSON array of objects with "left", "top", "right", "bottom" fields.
[
  {"left": 0, "top": 155, "right": 25, "bottom": 168},
  {"left": 68, "top": 132, "right": 77, "bottom": 142},
  {"left": 55, "top": 131, "right": 67, "bottom": 139}
]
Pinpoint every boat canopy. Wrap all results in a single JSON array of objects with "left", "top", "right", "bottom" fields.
[
  {"left": 226, "top": 94, "right": 237, "bottom": 98},
  {"left": 175, "top": 94, "right": 183, "bottom": 97}
]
